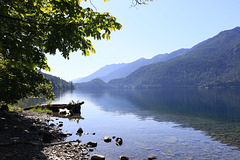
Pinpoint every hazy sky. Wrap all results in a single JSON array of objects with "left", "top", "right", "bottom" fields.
[{"left": 45, "top": 0, "right": 240, "bottom": 81}]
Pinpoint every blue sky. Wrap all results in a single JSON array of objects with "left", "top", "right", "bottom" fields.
[{"left": 46, "top": 0, "right": 240, "bottom": 81}]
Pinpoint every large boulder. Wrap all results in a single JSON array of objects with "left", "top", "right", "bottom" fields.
[
  {"left": 115, "top": 137, "right": 123, "bottom": 146},
  {"left": 87, "top": 141, "right": 98, "bottom": 148},
  {"left": 119, "top": 156, "right": 129, "bottom": 160},
  {"left": 76, "top": 127, "right": 84, "bottom": 135}
]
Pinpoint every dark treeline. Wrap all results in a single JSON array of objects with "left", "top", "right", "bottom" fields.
[{"left": 43, "top": 73, "right": 74, "bottom": 91}]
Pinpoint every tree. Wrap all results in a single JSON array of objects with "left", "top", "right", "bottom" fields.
[
  {"left": 0, "top": 0, "right": 122, "bottom": 104},
  {"left": 131, "top": 0, "right": 154, "bottom": 6}
]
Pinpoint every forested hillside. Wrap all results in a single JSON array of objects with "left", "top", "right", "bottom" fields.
[
  {"left": 43, "top": 73, "right": 74, "bottom": 90},
  {"left": 75, "top": 79, "right": 109, "bottom": 89},
  {"left": 108, "top": 27, "right": 240, "bottom": 88}
]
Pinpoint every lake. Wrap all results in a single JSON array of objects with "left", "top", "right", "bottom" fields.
[{"left": 29, "top": 88, "right": 240, "bottom": 159}]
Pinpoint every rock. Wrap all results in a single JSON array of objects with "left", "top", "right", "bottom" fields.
[
  {"left": 148, "top": 156, "right": 157, "bottom": 160},
  {"left": 76, "top": 139, "right": 81, "bottom": 144},
  {"left": 65, "top": 143, "right": 71, "bottom": 147},
  {"left": 115, "top": 137, "right": 123, "bottom": 146},
  {"left": 58, "top": 123, "right": 63, "bottom": 127},
  {"left": 81, "top": 155, "right": 90, "bottom": 159},
  {"left": 60, "top": 132, "right": 72, "bottom": 137},
  {"left": 102, "top": 136, "right": 112, "bottom": 143},
  {"left": 49, "top": 123, "right": 55, "bottom": 127},
  {"left": 76, "top": 127, "right": 83, "bottom": 135},
  {"left": 87, "top": 141, "right": 98, "bottom": 147},
  {"left": 24, "top": 129, "right": 30, "bottom": 134},
  {"left": 119, "top": 156, "right": 129, "bottom": 160},
  {"left": 0, "top": 117, "right": 5, "bottom": 120},
  {"left": 89, "top": 148, "right": 94, "bottom": 152},
  {"left": 41, "top": 132, "right": 58, "bottom": 143},
  {"left": 0, "top": 105, "right": 9, "bottom": 113},
  {"left": 91, "top": 154, "right": 105, "bottom": 160}
]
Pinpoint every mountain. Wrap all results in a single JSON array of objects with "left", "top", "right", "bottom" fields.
[
  {"left": 72, "top": 63, "right": 127, "bottom": 83},
  {"left": 74, "top": 78, "right": 109, "bottom": 89},
  {"left": 108, "top": 27, "right": 240, "bottom": 88},
  {"left": 43, "top": 73, "right": 74, "bottom": 90},
  {"left": 100, "top": 49, "right": 189, "bottom": 82},
  {"left": 73, "top": 48, "right": 189, "bottom": 83}
]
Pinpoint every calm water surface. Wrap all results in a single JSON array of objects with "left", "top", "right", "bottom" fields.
[{"left": 35, "top": 88, "right": 240, "bottom": 159}]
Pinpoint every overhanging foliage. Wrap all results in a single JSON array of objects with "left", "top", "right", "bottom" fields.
[{"left": 0, "top": 0, "right": 122, "bottom": 104}]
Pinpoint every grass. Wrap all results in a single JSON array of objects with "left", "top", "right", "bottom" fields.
[
  {"left": 29, "top": 107, "right": 53, "bottom": 114},
  {"left": 1, "top": 104, "right": 52, "bottom": 115},
  {"left": 8, "top": 105, "right": 24, "bottom": 112}
]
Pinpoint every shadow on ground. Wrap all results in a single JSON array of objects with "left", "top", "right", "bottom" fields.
[{"left": 0, "top": 111, "right": 57, "bottom": 160}]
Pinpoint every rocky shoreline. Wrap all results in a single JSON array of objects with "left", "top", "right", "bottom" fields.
[
  {"left": 0, "top": 111, "right": 96, "bottom": 160},
  {"left": 0, "top": 110, "right": 157, "bottom": 160}
]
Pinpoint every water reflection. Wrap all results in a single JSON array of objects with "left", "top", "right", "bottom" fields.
[
  {"left": 74, "top": 88, "right": 240, "bottom": 150},
  {"left": 17, "top": 90, "right": 73, "bottom": 108}
]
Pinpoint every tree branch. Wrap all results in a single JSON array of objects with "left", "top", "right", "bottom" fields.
[
  {"left": 90, "top": 0, "right": 97, "bottom": 11},
  {"left": 0, "top": 14, "right": 87, "bottom": 27},
  {"left": 131, "top": 0, "right": 152, "bottom": 7}
]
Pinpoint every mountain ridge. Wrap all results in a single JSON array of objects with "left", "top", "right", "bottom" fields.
[
  {"left": 73, "top": 48, "right": 189, "bottom": 83},
  {"left": 108, "top": 27, "right": 240, "bottom": 88},
  {"left": 72, "top": 63, "right": 127, "bottom": 83}
]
